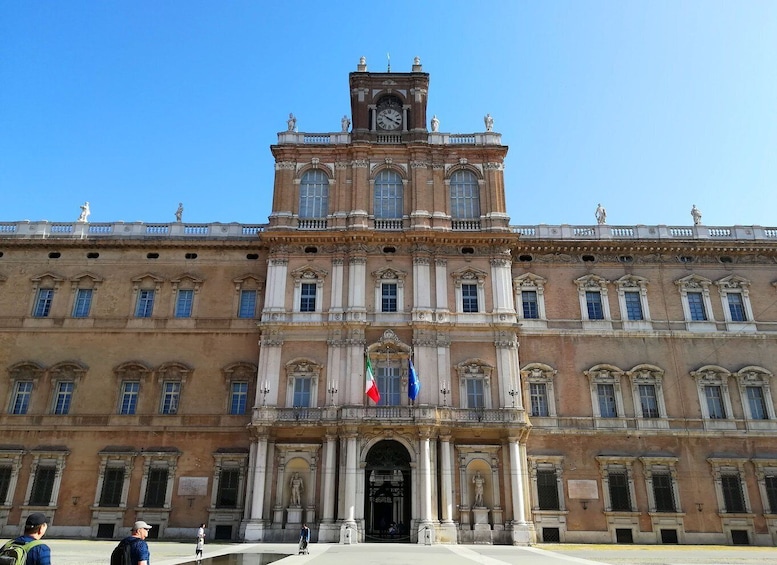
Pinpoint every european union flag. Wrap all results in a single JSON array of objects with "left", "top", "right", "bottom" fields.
[{"left": 408, "top": 358, "right": 420, "bottom": 402}]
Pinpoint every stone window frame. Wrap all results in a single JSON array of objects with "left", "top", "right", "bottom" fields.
[
  {"left": 297, "top": 167, "right": 331, "bottom": 220},
  {"left": 625, "top": 364, "right": 669, "bottom": 428},
  {"left": 222, "top": 363, "right": 257, "bottom": 415},
  {"left": 155, "top": 362, "right": 191, "bottom": 415},
  {"left": 24, "top": 446, "right": 69, "bottom": 508},
  {"left": 520, "top": 363, "right": 557, "bottom": 419},
  {"left": 715, "top": 275, "right": 756, "bottom": 331},
  {"left": 30, "top": 272, "right": 65, "bottom": 318},
  {"left": 0, "top": 448, "right": 24, "bottom": 507},
  {"left": 452, "top": 267, "right": 488, "bottom": 315},
  {"left": 596, "top": 455, "right": 638, "bottom": 513},
  {"left": 690, "top": 365, "right": 735, "bottom": 429},
  {"left": 285, "top": 358, "right": 322, "bottom": 409},
  {"left": 639, "top": 456, "right": 681, "bottom": 513},
  {"left": 290, "top": 266, "right": 327, "bottom": 314},
  {"left": 456, "top": 358, "right": 493, "bottom": 410},
  {"left": 574, "top": 274, "right": 612, "bottom": 329},
  {"left": 137, "top": 449, "right": 180, "bottom": 510},
  {"left": 371, "top": 166, "right": 407, "bottom": 221},
  {"left": 93, "top": 447, "right": 136, "bottom": 509},
  {"left": 752, "top": 458, "right": 777, "bottom": 515},
  {"left": 513, "top": 273, "right": 548, "bottom": 328},
  {"left": 48, "top": 361, "right": 87, "bottom": 415},
  {"left": 69, "top": 272, "right": 103, "bottom": 318},
  {"left": 528, "top": 455, "right": 566, "bottom": 512},
  {"left": 707, "top": 457, "right": 752, "bottom": 514},
  {"left": 114, "top": 361, "right": 153, "bottom": 415},
  {"left": 447, "top": 167, "right": 483, "bottom": 220},
  {"left": 733, "top": 366, "right": 777, "bottom": 426},
  {"left": 211, "top": 450, "right": 249, "bottom": 510},
  {"left": 585, "top": 364, "right": 626, "bottom": 427},
  {"left": 233, "top": 274, "right": 264, "bottom": 319},
  {"left": 130, "top": 273, "right": 165, "bottom": 318},
  {"left": 675, "top": 274, "right": 716, "bottom": 330},
  {"left": 372, "top": 266, "right": 407, "bottom": 314},
  {"left": 614, "top": 274, "right": 652, "bottom": 330},
  {"left": 7, "top": 362, "right": 45, "bottom": 415},
  {"left": 170, "top": 273, "right": 203, "bottom": 319}
]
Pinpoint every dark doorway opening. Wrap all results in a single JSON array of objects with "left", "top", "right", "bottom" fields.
[{"left": 364, "top": 439, "right": 411, "bottom": 543}]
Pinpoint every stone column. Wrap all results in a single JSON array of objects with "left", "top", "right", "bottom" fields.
[
  {"left": 244, "top": 434, "right": 269, "bottom": 541},
  {"left": 322, "top": 433, "right": 337, "bottom": 522},
  {"left": 340, "top": 432, "right": 359, "bottom": 544},
  {"left": 509, "top": 438, "right": 526, "bottom": 525},
  {"left": 439, "top": 435, "right": 453, "bottom": 523}
]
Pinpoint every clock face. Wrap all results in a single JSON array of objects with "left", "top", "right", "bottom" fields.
[{"left": 377, "top": 108, "right": 402, "bottom": 130}]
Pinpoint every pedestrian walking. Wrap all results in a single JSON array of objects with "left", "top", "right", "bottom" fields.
[{"left": 0, "top": 512, "right": 52, "bottom": 565}]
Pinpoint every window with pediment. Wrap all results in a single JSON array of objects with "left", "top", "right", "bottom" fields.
[
  {"left": 528, "top": 456, "right": 565, "bottom": 511},
  {"left": 626, "top": 364, "right": 668, "bottom": 427},
  {"left": 212, "top": 450, "right": 248, "bottom": 509},
  {"left": 0, "top": 448, "right": 23, "bottom": 507},
  {"left": 691, "top": 365, "right": 735, "bottom": 428},
  {"left": 285, "top": 359, "right": 321, "bottom": 408},
  {"left": 640, "top": 457, "right": 681, "bottom": 513},
  {"left": 233, "top": 274, "right": 264, "bottom": 319},
  {"left": 48, "top": 361, "right": 86, "bottom": 415},
  {"left": 521, "top": 363, "right": 557, "bottom": 418},
  {"left": 222, "top": 363, "right": 257, "bottom": 415},
  {"left": 614, "top": 275, "right": 651, "bottom": 329},
  {"left": 30, "top": 272, "right": 65, "bottom": 318},
  {"left": 452, "top": 268, "right": 487, "bottom": 314},
  {"left": 95, "top": 447, "right": 136, "bottom": 508},
  {"left": 69, "top": 272, "right": 102, "bottom": 318},
  {"left": 585, "top": 364, "right": 625, "bottom": 426},
  {"left": 139, "top": 449, "right": 179, "bottom": 509},
  {"left": 25, "top": 447, "right": 69, "bottom": 507},
  {"left": 114, "top": 362, "right": 152, "bottom": 415},
  {"left": 513, "top": 273, "right": 547, "bottom": 326},
  {"left": 575, "top": 274, "right": 612, "bottom": 328},
  {"left": 170, "top": 273, "right": 203, "bottom": 318},
  {"left": 291, "top": 266, "right": 327, "bottom": 314},
  {"left": 733, "top": 366, "right": 776, "bottom": 425},
  {"left": 7, "top": 362, "right": 45, "bottom": 415},
  {"left": 372, "top": 266, "right": 406, "bottom": 314},
  {"left": 156, "top": 362, "right": 191, "bottom": 415},
  {"left": 708, "top": 458, "right": 750, "bottom": 514},
  {"left": 131, "top": 273, "right": 164, "bottom": 318},
  {"left": 715, "top": 275, "right": 756, "bottom": 331},
  {"left": 457, "top": 359, "right": 493, "bottom": 409},
  {"left": 675, "top": 274, "right": 715, "bottom": 330},
  {"left": 753, "top": 459, "right": 777, "bottom": 514},
  {"left": 596, "top": 456, "right": 637, "bottom": 512}
]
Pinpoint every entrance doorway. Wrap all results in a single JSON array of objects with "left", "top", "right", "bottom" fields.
[{"left": 364, "top": 439, "right": 411, "bottom": 542}]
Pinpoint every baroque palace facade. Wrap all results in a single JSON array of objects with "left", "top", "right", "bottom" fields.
[{"left": 1, "top": 57, "right": 777, "bottom": 547}]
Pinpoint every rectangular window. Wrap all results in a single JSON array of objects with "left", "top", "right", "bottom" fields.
[
  {"left": 11, "top": 381, "right": 33, "bottom": 415},
  {"left": 597, "top": 383, "right": 617, "bottom": 418},
  {"left": 99, "top": 467, "right": 125, "bottom": 507},
  {"left": 537, "top": 469, "right": 560, "bottom": 510},
  {"left": 727, "top": 293, "right": 747, "bottom": 322},
  {"left": 639, "top": 384, "right": 660, "bottom": 418},
  {"left": 652, "top": 472, "right": 676, "bottom": 512},
  {"left": 608, "top": 471, "right": 631, "bottom": 511},
  {"left": 300, "top": 283, "right": 316, "bottom": 312},
  {"left": 721, "top": 474, "right": 746, "bottom": 513},
  {"left": 624, "top": 291, "right": 644, "bottom": 321},
  {"left": 746, "top": 386, "right": 768, "bottom": 420},
  {"left": 230, "top": 382, "right": 248, "bottom": 415},
  {"left": 175, "top": 289, "right": 194, "bottom": 318},
  {"left": 72, "top": 288, "right": 93, "bottom": 318},
  {"left": 29, "top": 465, "right": 56, "bottom": 506},
  {"left": 522, "top": 290, "right": 539, "bottom": 319},
  {"left": 705, "top": 386, "right": 726, "bottom": 419},
  {"left": 217, "top": 469, "right": 240, "bottom": 508},
  {"left": 0, "top": 466, "right": 11, "bottom": 504},
  {"left": 53, "top": 381, "right": 74, "bottom": 415},
  {"left": 466, "top": 379, "right": 485, "bottom": 409},
  {"left": 687, "top": 292, "right": 707, "bottom": 321},
  {"left": 377, "top": 367, "right": 401, "bottom": 406},
  {"left": 161, "top": 382, "right": 180, "bottom": 414},
  {"left": 765, "top": 475, "right": 777, "bottom": 513},
  {"left": 381, "top": 283, "right": 398, "bottom": 313},
  {"left": 292, "top": 377, "right": 312, "bottom": 407},
  {"left": 586, "top": 291, "right": 604, "bottom": 320},
  {"left": 530, "top": 383, "right": 549, "bottom": 417},
  {"left": 33, "top": 288, "right": 54, "bottom": 318},
  {"left": 238, "top": 290, "right": 257, "bottom": 318},
  {"left": 135, "top": 289, "right": 155, "bottom": 318},
  {"left": 462, "top": 284, "right": 479, "bottom": 313},
  {"left": 119, "top": 381, "right": 140, "bottom": 415},
  {"left": 144, "top": 467, "right": 168, "bottom": 508}
]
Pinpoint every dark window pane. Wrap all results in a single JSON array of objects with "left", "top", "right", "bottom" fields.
[
  {"left": 721, "top": 474, "right": 746, "bottom": 513},
  {"left": 608, "top": 471, "right": 631, "bottom": 511},
  {"left": 100, "top": 468, "right": 125, "bottom": 507},
  {"left": 586, "top": 291, "right": 604, "bottom": 320},
  {"left": 639, "top": 384, "right": 660, "bottom": 418},
  {"left": 624, "top": 291, "right": 643, "bottom": 321},
  {"left": 530, "top": 383, "right": 549, "bottom": 417},
  {"left": 522, "top": 290, "right": 539, "bottom": 319},
  {"left": 381, "top": 283, "right": 398, "bottom": 312},
  {"left": 217, "top": 469, "right": 240, "bottom": 508},
  {"left": 462, "top": 284, "right": 478, "bottom": 313},
  {"left": 537, "top": 470, "right": 560, "bottom": 510},
  {"left": 652, "top": 472, "right": 676, "bottom": 512},
  {"left": 597, "top": 383, "right": 617, "bottom": 417},
  {"left": 30, "top": 466, "right": 56, "bottom": 505},
  {"left": 144, "top": 468, "right": 168, "bottom": 508},
  {"left": 727, "top": 293, "right": 746, "bottom": 322},
  {"left": 0, "top": 466, "right": 11, "bottom": 503},
  {"left": 765, "top": 476, "right": 777, "bottom": 513},
  {"left": 687, "top": 292, "right": 707, "bottom": 321},
  {"left": 300, "top": 283, "right": 316, "bottom": 312}
]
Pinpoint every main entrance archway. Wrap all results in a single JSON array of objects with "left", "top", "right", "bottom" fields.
[{"left": 364, "top": 439, "right": 411, "bottom": 542}]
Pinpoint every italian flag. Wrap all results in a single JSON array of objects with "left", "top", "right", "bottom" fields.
[{"left": 365, "top": 354, "right": 380, "bottom": 403}]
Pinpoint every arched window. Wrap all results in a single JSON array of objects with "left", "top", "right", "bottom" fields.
[
  {"left": 450, "top": 169, "right": 480, "bottom": 219},
  {"left": 299, "top": 170, "right": 329, "bottom": 218},
  {"left": 374, "top": 170, "right": 403, "bottom": 219}
]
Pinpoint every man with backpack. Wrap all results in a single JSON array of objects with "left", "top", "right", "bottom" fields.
[
  {"left": 110, "top": 521, "right": 152, "bottom": 565},
  {"left": 0, "top": 512, "right": 52, "bottom": 565}
]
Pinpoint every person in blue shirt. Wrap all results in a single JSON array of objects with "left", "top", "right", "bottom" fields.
[
  {"left": 117, "top": 521, "right": 152, "bottom": 565},
  {"left": 298, "top": 523, "right": 310, "bottom": 554},
  {"left": 2, "top": 512, "right": 52, "bottom": 565}
]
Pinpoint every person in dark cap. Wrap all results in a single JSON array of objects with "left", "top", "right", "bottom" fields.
[
  {"left": 0, "top": 512, "right": 52, "bottom": 565},
  {"left": 111, "top": 520, "right": 152, "bottom": 565}
]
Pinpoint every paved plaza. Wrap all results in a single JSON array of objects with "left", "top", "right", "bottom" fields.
[{"left": 25, "top": 539, "right": 777, "bottom": 565}]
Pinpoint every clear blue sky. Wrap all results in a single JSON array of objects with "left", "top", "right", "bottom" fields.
[{"left": 2, "top": 1, "right": 775, "bottom": 226}]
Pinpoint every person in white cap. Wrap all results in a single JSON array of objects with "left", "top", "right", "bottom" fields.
[{"left": 111, "top": 520, "right": 152, "bottom": 565}]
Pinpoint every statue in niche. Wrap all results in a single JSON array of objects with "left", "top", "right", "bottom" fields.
[
  {"left": 691, "top": 204, "right": 702, "bottom": 225},
  {"left": 77, "top": 201, "right": 90, "bottom": 222},
  {"left": 289, "top": 472, "right": 304, "bottom": 507},
  {"left": 595, "top": 203, "right": 607, "bottom": 225},
  {"left": 472, "top": 471, "right": 486, "bottom": 507}
]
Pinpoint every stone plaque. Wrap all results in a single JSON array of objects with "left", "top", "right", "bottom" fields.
[
  {"left": 567, "top": 479, "right": 599, "bottom": 500},
  {"left": 178, "top": 477, "right": 208, "bottom": 496}
]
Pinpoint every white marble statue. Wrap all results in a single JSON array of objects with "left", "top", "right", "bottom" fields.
[
  {"left": 691, "top": 204, "right": 702, "bottom": 226},
  {"left": 484, "top": 113, "right": 494, "bottom": 132},
  {"left": 287, "top": 113, "right": 297, "bottom": 132},
  {"left": 341, "top": 115, "right": 350, "bottom": 132},
  {"left": 595, "top": 203, "right": 607, "bottom": 225},
  {"left": 175, "top": 202, "right": 183, "bottom": 222},
  {"left": 472, "top": 471, "right": 485, "bottom": 507},
  {"left": 77, "top": 201, "right": 90, "bottom": 222},
  {"left": 431, "top": 115, "right": 439, "bottom": 132}
]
